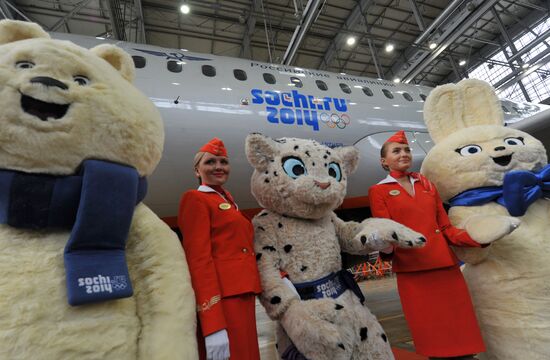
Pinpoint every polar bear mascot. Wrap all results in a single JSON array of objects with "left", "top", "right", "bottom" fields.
[
  {"left": 245, "top": 134, "right": 427, "bottom": 360},
  {"left": 421, "top": 78, "right": 550, "bottom": 359},
  {"left": 0, "top": 20, "right": 197, "bottom": 359}
]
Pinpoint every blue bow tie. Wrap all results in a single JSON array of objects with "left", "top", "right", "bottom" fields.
[{"left": 449, "top": 164, "right": 550, "bottom": 216}]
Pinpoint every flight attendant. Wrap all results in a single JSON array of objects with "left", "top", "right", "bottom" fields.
[
  {"left": 368, "top": 131, "right": 485, "bottom": 360},
  {"left": 178, "top": 138, "right": 262, "bottom": 360}
]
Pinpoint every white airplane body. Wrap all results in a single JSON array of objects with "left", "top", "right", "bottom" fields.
[{"left": 52, "top": 33, "right": 550, "bottom": 224}]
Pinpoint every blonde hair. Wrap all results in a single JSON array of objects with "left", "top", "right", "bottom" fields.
[
  {"left": 193, "top": 151, "right": 206, "bottom": 169},
  {"left": 193, "top": 152, "right": 206, "bottom": 185}
]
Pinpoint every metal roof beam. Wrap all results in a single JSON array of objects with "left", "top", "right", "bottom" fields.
[
  {"left": 509, "top": 0, "right": 548, "bottom": 12},
  {"left": 408, "top": 0, "right": 425, "bottom": 31},
  {"left": 442, "top": 6, "right": 548, "bottom": 84},
  {"left": 494, "top": 47, "right": 550, "bottom": 93},
  {"left": 318, "top": 0, "right": 373, "bottom": 70},
  {"left": 282, "top": 0, "right": 324, "bottom": 65},
  {"left": 413, "top": 0, "right": 469, "bottom": 46},
  {"left": 0, "top": 0, "right": 14, "bottom": 19},
  {"left": 494, "top": 46, "right": 550, "bottom": 89},
  {"left": 448, "top": 55, "right": 465, "bottom": 80},
  {"left": 49, "top": 0, "right": 92, "bottom": 32},
  {"left": 368, "top": 38, "right": 382, "bottom": 78},
  {"left": 105, "top": 0, "right": 126, "bottom": 40},
  {"left": 398, "top": 0, "right": 499, "bottom": 83},
  {"left": 497, "top": 37, "right": 532, "bottom": 102},
  {"left": 133, "top": 0, "right": 147, "bottom": 43},
  {"left": 240, "top": 0, "right": 260, "bottom": 59}
]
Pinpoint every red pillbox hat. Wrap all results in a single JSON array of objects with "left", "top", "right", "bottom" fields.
[
  {"left": 384, "top": 130, "right": 408, "bottom": 145},
  {"left": 199, "top": 137, "right": 228, "bottom": 157}
]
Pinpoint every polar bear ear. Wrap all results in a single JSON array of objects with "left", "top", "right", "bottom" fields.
[
  {"left": 90, "top": 44, "right": 135, "bottom": 82},
  {"left": 336, "top": 146, "right": 359, "bottom": 175},
  {"left": 458, "top": 78, "right": 504, "bottom": 128},
  {"left": 423, "top": 82, "right": 464, "bottom": 143},
  {"left": 245, "top": 133, "right": 279, "bottom": 172},
  {"left": 0, "top": 20, "right": 50, "bottom": 45}
]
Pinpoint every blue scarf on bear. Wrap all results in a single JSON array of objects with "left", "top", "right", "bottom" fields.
[{"left": 0, "top": 159, "right": 147, "bottom": 306}]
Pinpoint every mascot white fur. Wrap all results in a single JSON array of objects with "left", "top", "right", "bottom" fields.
[
  {"left": 246, "top": 134, "right": 427, "bottom": 360},
  {"left": 0, "top": 20, "right": 197, "bottom": 359},
  {"left": 421, "top": 79, "right": 550, "bottom": 359}
]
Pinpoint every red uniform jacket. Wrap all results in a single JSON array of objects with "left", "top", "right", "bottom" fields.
[
  {"left": 178, "top": 186, "right": 261, "bottom": 336},
  {"left": 369, "top": 176, "right": 482, "bottom": 273}
]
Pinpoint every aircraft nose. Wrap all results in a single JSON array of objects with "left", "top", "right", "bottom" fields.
[
  {"left": 314, "top": 180, "right": 331, "bottom": 190},
  {"left": 30, "top": 76, "right": 68, "bottom": 90}
]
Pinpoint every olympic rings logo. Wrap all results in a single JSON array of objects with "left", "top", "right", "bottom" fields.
[{"left": 319, "top": 112, "right": 351, "bottom": 129}]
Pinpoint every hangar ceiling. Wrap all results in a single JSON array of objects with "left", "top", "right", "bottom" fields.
[{"left": 1, "top": 0, "right": 549, "bottom": 93}]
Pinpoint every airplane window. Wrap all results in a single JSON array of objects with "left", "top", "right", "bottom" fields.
[
  {"left": 202, "top": 65, "right": 216, "bottom": 77},
  {"left": 316, "top": 80, "right": 328, "bottom": 91},
  {"left": 362, "top": 87, "right": 373, "bottom": 96},
  {"left": 263, "top": 73, "right": 276, "bottom": 84},
  {"left": 132, "top": 56, "right": 146, "bottom": 69},
  {"left": 382, "top": 89, "right": 394, "bottom": 99},
  {"left": 402, "top": 92, "right": 413, "bottom": 102},
  {"left": 234, "top": 69, "right": 247, "bottom": 81},
  {"left": 290, "top": 77, "right": 303, "bottom": 88},
  {"left": 419, "top": 94, "right": 427, "bottom": 101},
  {"left": 167, "top": 60, "right": 182, "bottom": 73},
  {"left": 501, "top": 105, "right": 511, "bottom": 114},
  {"left": 340, "top": 83, "right": 352, "bottom": 94}
]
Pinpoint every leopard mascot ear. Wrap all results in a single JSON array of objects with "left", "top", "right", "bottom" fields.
[
  {"left": 336, "top": 146, "right": 359, "bottom": 175},
  {"left": 245, "top": 133, "right": 279, "bottom": 172}
]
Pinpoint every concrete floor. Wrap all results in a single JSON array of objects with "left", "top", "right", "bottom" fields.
[{"left": 256, "top": 275, "right": 416, "bottom": 359}]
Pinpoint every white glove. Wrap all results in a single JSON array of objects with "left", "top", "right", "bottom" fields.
[{"left": 205, "top": 329, "right": 230, "bottom": 360}]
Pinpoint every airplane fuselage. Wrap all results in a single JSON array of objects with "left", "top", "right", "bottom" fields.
[{"left": 51, "top": 33, "right": 549, "bottom": 223}]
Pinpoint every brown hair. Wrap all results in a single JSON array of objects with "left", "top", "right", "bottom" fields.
[{"left": 380, "top": 143, "right": 390, "bottom": 171}]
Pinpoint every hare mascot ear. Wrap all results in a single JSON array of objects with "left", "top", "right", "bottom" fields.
[{"left": 424, "top": 79, "right": 503, "bottom": 143}]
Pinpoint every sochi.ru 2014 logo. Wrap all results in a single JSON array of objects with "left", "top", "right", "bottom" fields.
[
  {"left": 319, "top": 113, "right": 351, "bottom": 129},
  {"left": 251, "top": 89, "right": 351, "bottom": 131}
]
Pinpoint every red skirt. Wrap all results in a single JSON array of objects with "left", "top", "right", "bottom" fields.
[
  {"left": 396, "top": 265, "right": 485, "bottom": 357},
  {"left": 198, "top": 293, "right": 260, "bottom": 360}
]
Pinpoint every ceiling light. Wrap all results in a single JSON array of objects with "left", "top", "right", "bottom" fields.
[
  {"left": 429, "top": 42, "right": 437, "bottom": 50},
  {"left": 393, "top": 78, "right": 400, "bottom": 83},
  {"left": 180, "top": 4, "right": 190, "bottom": 14},
  {"left": 458, "top": 59, "right": 466, "bottom": 66},
  {"left": 385, "top": 43, "right": 394, "bottom": 52},
  {"left": 346, "top": 36, "right": 356, "bottom": 46}
]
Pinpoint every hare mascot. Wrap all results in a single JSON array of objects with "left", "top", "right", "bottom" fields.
[
  {"left": 421, "top": 79, "right": 550, "bottom": 359},
  {"left": 246, "top": 134, "right": 427, "bottom": 360}
]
